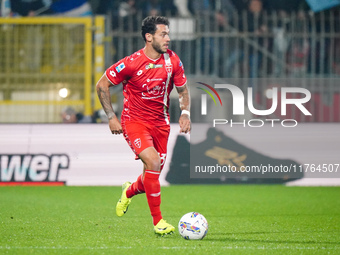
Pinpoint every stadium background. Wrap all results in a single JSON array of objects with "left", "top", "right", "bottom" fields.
[
  {"left": 1, "top": 1, "right": 340, "bottom": 254},
  {"left": 0, "top": 0, "right": 339, "bottom": 186}
]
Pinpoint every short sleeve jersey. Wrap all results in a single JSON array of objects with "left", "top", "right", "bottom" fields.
[{"left": 105, "top": 48, "right": 187, "bottom": 125}]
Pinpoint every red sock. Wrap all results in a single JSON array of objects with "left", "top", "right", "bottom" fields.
[
  {"left": 143, "top": 170, "right": 162, "bottom": 225},
  {"left": 126, "top": 174, "right": 145, "bottom": 198}
]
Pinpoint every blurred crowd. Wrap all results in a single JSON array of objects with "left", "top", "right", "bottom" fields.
[
  {"left": 2, "top": 0, "right": 339, "bottom": 78},
  {"left": 0, "top": 0, "right": 318, "bottom": 18}
]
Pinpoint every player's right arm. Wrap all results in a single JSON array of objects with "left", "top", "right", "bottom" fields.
[{"left": 96, "top": 74, "right": 123, "bottom": 135}]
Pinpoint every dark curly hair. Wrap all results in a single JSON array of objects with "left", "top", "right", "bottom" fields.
[{"left": 141, "top": 16, "right": 170, "bottom": 42}]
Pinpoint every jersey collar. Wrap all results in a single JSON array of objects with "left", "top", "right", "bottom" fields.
[{"left": 142, "top": 47, "right": 162, "bottom": 62}]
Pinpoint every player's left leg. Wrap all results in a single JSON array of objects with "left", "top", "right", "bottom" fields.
[
  {"left": 138, "top": 146, "right": 175, "bottom": 235},
  {"left": 138, "top": 147, "right": 163, "bottom": 225},
  {"left": 143, "top": 124, "right": 174, "bottom": 235}
]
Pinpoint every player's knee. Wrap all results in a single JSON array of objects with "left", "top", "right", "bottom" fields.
[
  {"left": 142, "top": 153, "right": 161, "bottom": 171},
  {"left": 139, "top": 147, "right": 162, "bottom": 171},
  {"left": 145, "top": 157, "right": 161, "bottom": 171}
]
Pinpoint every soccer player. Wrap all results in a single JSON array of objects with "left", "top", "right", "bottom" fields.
[{"left": 96, "top": 16, "right": 190, "bottom": 235}]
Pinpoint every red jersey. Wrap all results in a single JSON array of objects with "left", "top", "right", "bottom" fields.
[{"left": 105, "top": 48, "right": 187, "bottom": 125}]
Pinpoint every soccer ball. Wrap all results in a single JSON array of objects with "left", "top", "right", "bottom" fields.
[{"left": 178, "top": 212, "right": 208, "bottom": 240}]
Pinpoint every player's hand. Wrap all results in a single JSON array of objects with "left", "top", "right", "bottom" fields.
[
  {"left": 179, "top": 114, "right": 191, "bottom": 134},
  {"left": 108, "top": 117, "right": 123, "bottom": 135}
]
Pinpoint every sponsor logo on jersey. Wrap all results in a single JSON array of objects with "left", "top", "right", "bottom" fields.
[
  {"left": 109, "top": 70, "right": 116, "bottom": 77},
  {"left": 116, "top": 62, "right": 125, "bottom": 73},
  {"left": 146, "top": 63, "right": 163, "bottom": 69},
  {"left": 134, "top": 138, "right": 141, "bottom": 148},
  {"left": 147, "top": 78, "right": 163, "bottom": 82},
  {"left": 142, "top": 83, "right": 166, "bottom": 99}
]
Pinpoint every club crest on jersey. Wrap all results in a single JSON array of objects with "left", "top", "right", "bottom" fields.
[
  {"left": 146, "top": 63, "right": 163, "bottom": 69},
  {"left": 116, "top": 62, "right": 125, "bottom": 73},
  {"left": 166, "top": 64, "right": 172, "bottom": 73},
  {"left": 134, "top": 138, "right": 141, "bottom": 148}
]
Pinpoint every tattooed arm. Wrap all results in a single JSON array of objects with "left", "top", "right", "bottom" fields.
[
  {"left": 176, "top": 84, "right": 191, "bottom": 133},
  {"left": 96, "top": 74, "right": 122, "bottom": 134}
]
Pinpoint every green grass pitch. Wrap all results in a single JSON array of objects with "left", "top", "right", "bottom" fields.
[{"left": 0, "top": 185, "right": 339, "bottom": 254}]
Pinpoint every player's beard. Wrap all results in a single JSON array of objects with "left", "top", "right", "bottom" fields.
[{"left": 152, "top": 40, "right": 167, "bottom": 54}]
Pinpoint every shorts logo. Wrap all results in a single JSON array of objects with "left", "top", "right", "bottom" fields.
[
  {"left": 134, "top": 138, "right": 141, "bottom": 148},
  {"left": 116, "top": 62, "right": 125, "bottom": 73}
]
